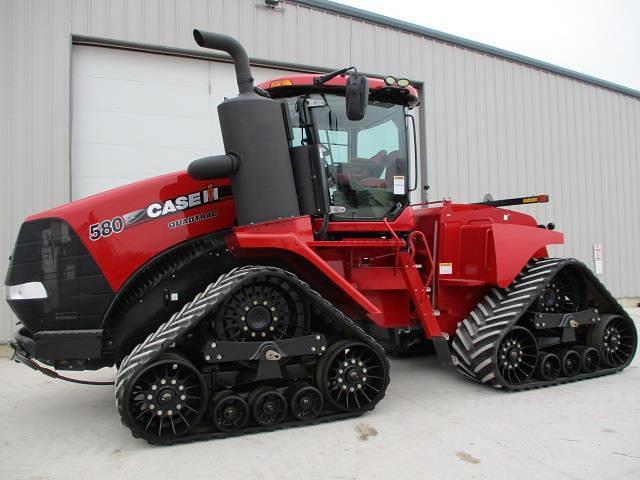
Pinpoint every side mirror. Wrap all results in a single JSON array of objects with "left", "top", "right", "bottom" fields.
[{"left": 345, "top": 73, "right": 368, "bottom": 121}]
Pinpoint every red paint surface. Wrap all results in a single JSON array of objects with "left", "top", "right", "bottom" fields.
[
  {"left": 27, "top": 172, "right": 235, "bottom": 291},
  {"left": 25, "top": 167, "right": 561, "bottom": 338},
  {"left": 229, "top": 201, "right": 562, "bottom": 336}
]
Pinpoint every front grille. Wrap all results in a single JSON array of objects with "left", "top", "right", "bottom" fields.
[{"left": 5, "top": 218, "right": 114, "bottom": 332}]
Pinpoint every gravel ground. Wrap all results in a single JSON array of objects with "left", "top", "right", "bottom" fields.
[{"left": 1, "top": 309, "right": 638, "bottom": 480}]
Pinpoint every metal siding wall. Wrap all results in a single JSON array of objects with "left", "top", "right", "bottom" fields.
[
  {"left": 348, "top": 15, "right": 640, "bottom": 297},
  {"left": 2, "top": 0, "right": 639, "bottom": 341},
  {"left": 1, "top": 0, "right": 72, "bottom": 341}
]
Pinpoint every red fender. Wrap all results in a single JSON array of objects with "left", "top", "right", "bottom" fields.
[
  {"left": 229, "top": 216, "right": 385, "bottom": 323},
  {"left": 490, "top": 223, "right": 564, "bottom": 287}
]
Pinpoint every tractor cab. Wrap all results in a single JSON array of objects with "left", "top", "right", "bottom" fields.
[
  {"left": 259, "top": 73, "right": 420, "bottom": 222},
  {"left": 187, "top": 34, "right": 420, "bottom": 230}
]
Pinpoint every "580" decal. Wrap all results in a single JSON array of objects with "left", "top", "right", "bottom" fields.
[{"left": 89, "top": 216, "right": 125, "bottom": 241}]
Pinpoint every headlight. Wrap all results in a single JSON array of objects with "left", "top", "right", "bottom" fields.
[
  {"left": 384, "top": 75, "right": 397, "bottom": 86},
  {"left": 5, "top": 282, "right": 48, "bottom": 300}
]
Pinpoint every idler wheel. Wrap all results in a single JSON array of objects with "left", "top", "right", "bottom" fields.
[
  {"left": 588, "top": 314, "right": 638, "bottom": 368},
  {"left": 496, "top": 326, "right": 537, "bottom": 385},
  {"left": 123, "top": 352, "right": 208, "bottom": 442},
  {"left": 315, "top": 340, "right": 387, "bottom": 412}
]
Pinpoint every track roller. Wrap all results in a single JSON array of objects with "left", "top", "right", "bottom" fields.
[
  {"left": 554, "top": 349, "right": 581, "bottom": 377},
  {"left": 535, "top": 351, "right": 561, "bottom": 381},
  {"left": 287, "top": 383, "right": 324, "bottom": 420},
  {"left": 249, "top": 387, "right": 287, "bottom": 426},
  {"left": 573, "top": 346, "right": 600, "bottom": 373},
  {"left": 211, "top": 391, "right": 250, "bottom": 432}
]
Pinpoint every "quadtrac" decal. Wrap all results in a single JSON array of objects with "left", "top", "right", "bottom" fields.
[{"left": 88, "top": 185, "right": 231, "bottom": 241}]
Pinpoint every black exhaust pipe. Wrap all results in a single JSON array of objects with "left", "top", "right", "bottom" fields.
[
  {"left": 193, "top": 29, "right": 254, "bottom": 95},
  {"left": 188, "top": 30, "right": 300, "bottom": 225}
]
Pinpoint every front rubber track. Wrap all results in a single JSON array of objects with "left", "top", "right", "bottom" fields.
[{"left": 115, "top": 265, "right": 390, "bottom": 444}]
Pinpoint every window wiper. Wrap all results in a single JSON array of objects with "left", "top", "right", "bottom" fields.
[
  {"left": 314, "top": 66, "right": 355, "bottom": 85},
  {"left": 319, "top": 94, "right": 338, "bottom": 131}
]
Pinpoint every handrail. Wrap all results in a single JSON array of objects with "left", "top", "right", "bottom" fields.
[
  {"left": 408, "top": 230, "right": 435, "bottom": 294},
  {"left": 410, "top": 198, "right": 451, "bottom": 208},
  {"left": 383, "top": 217, "right": 403, "bottom": 269}
]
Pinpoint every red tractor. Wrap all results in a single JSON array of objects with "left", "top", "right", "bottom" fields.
[{"left": 6, "top": 30, "right": 637, "bottom": 444}]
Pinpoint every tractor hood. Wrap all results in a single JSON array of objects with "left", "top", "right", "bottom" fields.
[{"left": 11, "top": 171, "right": 235, "bottom": 293}]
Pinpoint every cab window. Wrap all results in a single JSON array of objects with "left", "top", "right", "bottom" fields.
[
  {"left": 310, "top": 95, "right": 409, "bottom": 220},
  {"left": 282, "top": 94, "right": 410, "bottom": 221},
  {"left": 357, "top": 120, "right": 399, "bottom": 158}
]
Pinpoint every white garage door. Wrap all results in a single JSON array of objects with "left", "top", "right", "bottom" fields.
[{"left": 71, "top": 45, "right": 292, "bottom": 200}]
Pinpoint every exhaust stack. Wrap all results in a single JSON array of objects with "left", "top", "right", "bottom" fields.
[
  {"left": 192, "top": 29, "right": 254, "bottom": 95},
  {"left": 189, "top": 29, "right": 300, "bottom": 225}
]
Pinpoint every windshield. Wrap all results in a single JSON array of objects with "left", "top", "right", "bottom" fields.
[{"left": 283, "top": 94, "right": 409, "bottom": 220}]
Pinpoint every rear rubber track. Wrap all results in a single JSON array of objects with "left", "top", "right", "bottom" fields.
[{"left": 451, "top": 257, "right": 635, "bottom": 391}]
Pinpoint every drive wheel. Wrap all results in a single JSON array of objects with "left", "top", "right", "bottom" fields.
[
  {"left": 249, "top": 387, "right": 287, "bottom": 426},
  {"left": 535, "top": 267, "right": 583, "bottom": 313},
  {"left": 123, "top": 353, "right": 208, "bottom": 442},
  {"left": 211, "top": 391, "right": 249, "bottom": 432},
  {"left": 588, "top": 314, "right": 637, "bottom": 368},
  {"left": 316, "top": 340, "right": 387, "bottom": 412},
  {"left": 288, "top": 383, "right": 324, "bottom": 421},
  {"left": 496, "top": 326, "right": 537, "bottom": 385},
  {"left": 214, "top": 276, "right": 308, "bottom": 341}
]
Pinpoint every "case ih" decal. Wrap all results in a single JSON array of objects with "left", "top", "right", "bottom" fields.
[{"left": 89, "top": 185, "right": 231, "bottom": 241}]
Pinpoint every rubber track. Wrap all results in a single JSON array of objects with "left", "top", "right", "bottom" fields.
[
  {"left": 451, "top": 257, "right": 634, "bottom": 391},
  {"left": 144, "top": 411, "right": 364, "bottom": 446},
  {"left": 114, "top": 265, "right": 390, "bottom": 444}
]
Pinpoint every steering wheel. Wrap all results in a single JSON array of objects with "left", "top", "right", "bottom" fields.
[{"left": 368, "top": 150, "right": 388, "bottom": 165}]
